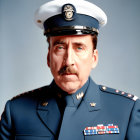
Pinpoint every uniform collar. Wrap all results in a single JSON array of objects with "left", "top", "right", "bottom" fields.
[
  {"left": 65, "top": 79, "right": 89, "bottom": 107},
  {"left": 50, "top": 78, "right": 89, "bottom": 107},
  {"left": 50, "top": 77, "right": 101, "bottom": 111}
]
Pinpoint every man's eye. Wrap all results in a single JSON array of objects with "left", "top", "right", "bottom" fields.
[
  {"left": 56, "top": 45, "right": 65, "bottom": 50},
  {"left": 54, "top": 45, "right": 66, "bottom": 54},
  {"left": 58, "top": 46, "right": 64, "bottom": 49},
  {"left": 76, "top": 46, "right": 84, "bottom": 51},
  {"left": 77, "top": 47, "right": 83, "bottom": 50}
]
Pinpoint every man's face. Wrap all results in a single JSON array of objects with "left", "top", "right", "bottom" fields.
[{"left": 47, "top": 35, "right": 98, "bottom": 94}]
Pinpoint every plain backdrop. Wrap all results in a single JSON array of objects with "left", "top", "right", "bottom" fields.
[{"left": 1, "top": 0, "right": 140, "bottom": 115}]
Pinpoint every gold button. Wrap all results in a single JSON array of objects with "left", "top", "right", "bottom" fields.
[
  {"left": 41, "top": 102, "right": 48, "bottom": 106},
  {"left": 102, "top": 86, "right": 106, "bottom": 90},
  {"left": 37, "top": 20, "right": 42, "bottom": 23},
  {"left": 128, "top": 94, "right": 132, "bottom": 97},
  {"left": 116, "top": 90, "right": 119, "bottom": 93},
  {"left": 90, "top": 102, "right": 96, "bottom": 107}
]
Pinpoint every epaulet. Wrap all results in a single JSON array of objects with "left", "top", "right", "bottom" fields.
[
  {"left": 99, "top": 85, "right": 139, "bottom": 101},
  {"left": 11, "top": 86, "right": 45, "bottom": 100}
]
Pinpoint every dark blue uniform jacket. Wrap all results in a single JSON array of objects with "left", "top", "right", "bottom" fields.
[{"left": 0, "top": 77, "right": 140, "bottom": 140}]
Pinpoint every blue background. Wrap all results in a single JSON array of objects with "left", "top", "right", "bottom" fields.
[{"left": 1, "top": 0, "right": 140, "bottom": 115}]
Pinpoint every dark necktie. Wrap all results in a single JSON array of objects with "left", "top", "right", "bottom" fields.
[
  {"left": 55, "top": 94, "right": 67, "bottom": 139},
  {"left": 57, "top": 95, "right": 66, "bottom": 115},
  {"left": 58, "top": 95, "right": 77, "bottom": 140}
]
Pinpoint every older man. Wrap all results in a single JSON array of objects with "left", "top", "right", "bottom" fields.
[{"left": 0, "top": 0, "right": 140, "bottom": 140}]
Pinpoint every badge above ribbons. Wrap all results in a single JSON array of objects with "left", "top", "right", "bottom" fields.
[{"left": 84, "top": 124, "right": 120, "bottom": 135}]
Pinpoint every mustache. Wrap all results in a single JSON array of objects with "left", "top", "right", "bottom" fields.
[{"left": 58, "top": 66, "right": 78, "bottom": 75}]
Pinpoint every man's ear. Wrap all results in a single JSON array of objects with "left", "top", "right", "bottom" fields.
[
  {"left": 92, "top": 49, "right": 98, "bottom": 69},
  {"left": 47, "top": 48, "right": 50, "bottom": 67}
]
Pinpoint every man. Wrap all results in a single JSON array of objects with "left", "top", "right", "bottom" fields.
[{"left": 0, "top": 0, "right": 140, "bottom": 139}]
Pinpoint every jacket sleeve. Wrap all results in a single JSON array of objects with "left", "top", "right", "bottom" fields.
[
  {"left": 0, "top": 100, "right": 14, "bottom": 140},
  {"left": 126, "top": 99, "right": 140, "bottom": 140}
]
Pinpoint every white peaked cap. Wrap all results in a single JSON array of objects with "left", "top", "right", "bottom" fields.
[{"left": 34, "top": 0, "right": 107, "bottom": 36}]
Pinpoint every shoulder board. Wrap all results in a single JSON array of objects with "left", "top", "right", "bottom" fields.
[
  {"left": 99, "top": 85, "right": 139, "bottom": 101},
  {"left": 11, "top": 90, "right": 36, "bottom": 100},
  {"left": 11, "top": 86, "right": 47, "bottom": 100}
]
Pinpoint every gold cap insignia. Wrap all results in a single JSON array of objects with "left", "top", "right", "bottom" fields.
[{"left": 62, "top": 4, "right": 75, "bottom": 21}]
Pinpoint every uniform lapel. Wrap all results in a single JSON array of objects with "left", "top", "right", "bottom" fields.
[
  {"left": 77, "top": 78, "right": 102, "bottom": 127},
  {"left": 37, "top": 90, "right": 61, "bottom": 136},
  {"left": 83, "top": 77, "right": 101, "bottom": 112}
]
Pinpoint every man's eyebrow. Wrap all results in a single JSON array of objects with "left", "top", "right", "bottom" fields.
[
  {"left": 73, "top": 42, "right": 87, "bottom": 47},
  {"left": 52, "top": 40, "right": 87, "bottom": 47},
  {"left": 73, "top": 42, "right": 85, "bottom": 46},
  {"left": 53, "top": 40, "right": 65, "bottom": 46}
]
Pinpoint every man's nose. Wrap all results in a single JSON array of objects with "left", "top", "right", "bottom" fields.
[{"left": 64, "top": 46, "right": 75, "bottom": 66}]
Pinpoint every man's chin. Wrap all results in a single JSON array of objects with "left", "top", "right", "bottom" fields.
[{"left": 58, "top": 81, "right": 80, "bottom": 94}]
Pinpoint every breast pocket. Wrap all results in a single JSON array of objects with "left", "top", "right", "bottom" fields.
[{"left": 15, "top": 135, "right": 52, "bottom": 140}]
